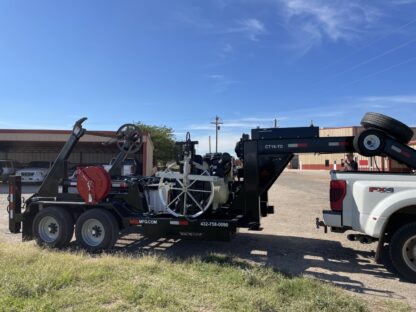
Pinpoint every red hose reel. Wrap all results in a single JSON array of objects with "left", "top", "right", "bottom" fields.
[{"left": 77, "top": 167, "right": 111, "bottom": 204}]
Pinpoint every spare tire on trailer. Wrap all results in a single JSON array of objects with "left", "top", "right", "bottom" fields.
[{"left": 361, "top": 112, "right": 413, "bottom": 144}]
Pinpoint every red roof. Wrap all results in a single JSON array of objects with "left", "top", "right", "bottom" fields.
[{"left": 0, "top": 129, "right": 115, "bottom": 136}]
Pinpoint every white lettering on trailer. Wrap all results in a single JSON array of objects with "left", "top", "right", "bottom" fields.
[
  {"left": 200, "top": 221, "right": 229, "bottom": 228},
  {"left": 139, "top": 219, "right": 158, "bottom": 225},
  {"left": 265, "top": 144, "right": 284, "bottom": 149},
  {"left": 329, "top": 142, "right": 339, "bottom": 147}
]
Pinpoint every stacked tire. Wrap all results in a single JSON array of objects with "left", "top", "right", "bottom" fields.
[{"left": 353, "top": 112, "right": 414, "bottom": 157}]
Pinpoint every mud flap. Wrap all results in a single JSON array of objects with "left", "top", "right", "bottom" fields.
[{"left": 8, "top": 176, "right": 21, "bottom": 233}]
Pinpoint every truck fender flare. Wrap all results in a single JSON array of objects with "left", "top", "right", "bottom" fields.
[{"left": 366, "top": 190, "right": 416, "bottom": 238}]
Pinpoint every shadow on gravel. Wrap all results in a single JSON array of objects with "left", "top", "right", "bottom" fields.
[{"left": 112, "top": 228, "right": 404, "bottom": 300}]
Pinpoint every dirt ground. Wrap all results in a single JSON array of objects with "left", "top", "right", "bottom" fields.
[{"left": 1, "top": 171, "right": 415, "bottom": 309}]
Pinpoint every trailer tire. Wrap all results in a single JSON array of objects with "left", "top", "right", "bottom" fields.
[
  {"left": 75, "top": 209, "right": 119, "bottom": 252},
  {"left": 389, "top": 222, "right": 416, "bottom": 283},
  {"left": 353, "top": 129, "right": 386, "bottom": 157},
  {"left": 33, "top": 207, "right": 74, "bottom": 248},
  {"left": 361, "top": 112, "right": 413, "bottom": 144}
]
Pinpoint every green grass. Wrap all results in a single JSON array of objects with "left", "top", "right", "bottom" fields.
[{"left": 0, "top": 241, "right": 408, "bottom": 312}]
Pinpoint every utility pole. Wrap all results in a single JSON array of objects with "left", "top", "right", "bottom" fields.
[
  {"left": 208, "top": 136, "right": 212, "bottom": 153},
  {"left": 274, "top": 118, "right": 278, "bottom": 128},
  {"left": 210, "top": 116, "right": 223, "bottom": 153}
]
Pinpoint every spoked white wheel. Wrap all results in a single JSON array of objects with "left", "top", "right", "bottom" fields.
[{"left": 157, "top": 157, "right": 215, "bottom": 218}]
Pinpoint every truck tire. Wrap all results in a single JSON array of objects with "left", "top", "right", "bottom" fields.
[
  {"left": 353, "top": 129, "right": 386, "bottom": 157},
  {"left": 389, "top": 222, "right": 416, "bottom": 283},
  {"left": 75, "top": 209, "right": 119, "bottom": 252},
  {"left": 361, "top": 112, "right": 413, "bottom": 144},
  {"left": 33, "top": 207, "right": 74, "bottom": 248}
]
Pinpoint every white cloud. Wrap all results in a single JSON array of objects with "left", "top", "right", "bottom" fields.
[
  {"left": 223, "top": 43, "right": 233, "bottom": 53},
  {"left": 276, "top": 0, "right": 381, "bottom": 54},
  {"left": 226, "top": 18, "right": 266, "bottom": 41},
  {"left": 204, "top": 74, "right": 240, "bottom": 93},
  {"left": 360, "top": 95, "right": 416, "bottom": 104}
]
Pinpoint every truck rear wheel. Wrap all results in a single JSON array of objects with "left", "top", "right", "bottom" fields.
[
  {"left": 75, "top": 209, "right": 119, "bottom": 252},
  {"left": 33, "top": 207, "right": 74, "bottom": 248},
  {"left": 389, "top": 222, "right": 416, "bottom": 283}
]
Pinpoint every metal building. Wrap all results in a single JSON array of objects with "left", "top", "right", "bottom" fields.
[
  {"left": 294, "top": 126, "right": 416, "bottom": 172},
  {"left": 0, "top": 129, "right": 154, "bottom": 176}
]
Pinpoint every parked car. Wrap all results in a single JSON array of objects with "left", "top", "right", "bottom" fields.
[
  {"left": 103, "top": 158, "right": 139, "bottom": 176},
  {"left": 16, "top": 161, "right": 53, "bottom": 183},
  {"left": 0, "top": 160, "right": 20, "bottom": 182}
]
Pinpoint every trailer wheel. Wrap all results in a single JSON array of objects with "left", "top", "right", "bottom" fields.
[
  {"left": 361, "top": 112, "right": 413, "bottom": 144},
  {"left": 389, "top": 222, "right": 416, "bottom": 283},
  {"left": 33, "top": 207, "right": 74, "bottom": 248},
  {"left": 75, "top": 209, "right": 119, "bottom": 252},
  {"left": 353, "top": 129, "right": 386, "bottom": 157}
]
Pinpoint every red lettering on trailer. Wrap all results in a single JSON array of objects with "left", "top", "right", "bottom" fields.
[
  {"left": 288, "top": 143, "right": 308, "bottom": 148},
  {"left": 129, "top": 218, "right": 140, "bottom": 225}
]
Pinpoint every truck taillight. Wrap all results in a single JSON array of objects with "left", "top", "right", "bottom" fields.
[{"left": 330, "top": 180, "right": 346, "bottom": 211}]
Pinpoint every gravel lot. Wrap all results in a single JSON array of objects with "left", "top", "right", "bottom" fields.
[{"left": 1, "top": 171, "right": 415, "bottom": 309}]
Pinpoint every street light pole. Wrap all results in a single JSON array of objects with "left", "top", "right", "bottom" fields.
[{"left": 210, "top": 116, "right": 223, "bottom": 153}]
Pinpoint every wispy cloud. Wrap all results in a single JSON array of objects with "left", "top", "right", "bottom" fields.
[
  {"left": 360, "top": 95, "right": 416, "bottom": 104},
  {"left": 276, "top": 0, "right": 382, "bottom": 55},
  {"left": 225, "top": 18, "right": 266, "bottom": 41},
  {"left": 204, "top": 74, "right": 240, "bottom": 93},
  {"left": 173, "top": 7, "right": 214, "bottom": 30}
]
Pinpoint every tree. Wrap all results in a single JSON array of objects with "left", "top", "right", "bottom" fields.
[{"left": 136, "top": 123, "right": 176, "bottom": 164}]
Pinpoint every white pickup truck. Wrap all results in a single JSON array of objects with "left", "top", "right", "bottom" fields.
[{"left": 321, "top": 170, "right": 416, "bottom": 282}]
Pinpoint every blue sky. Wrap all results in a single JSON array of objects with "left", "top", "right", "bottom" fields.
[{"left": 0, "top": 0, "right": 416, "bottom": 153}]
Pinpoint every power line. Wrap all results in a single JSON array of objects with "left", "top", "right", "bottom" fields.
[
  {"left": 335, "top": 55, "right": 416, "bottom": 90},
  {"left": 328, "top": 37, "right": 416, "bottom": 80},
  {"left": 321, "top": 17, "right": 416, "bottom": 71}
]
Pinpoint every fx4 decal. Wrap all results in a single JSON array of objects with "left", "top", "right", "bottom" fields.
[{"left": 369, "top": 187, "right": 394, "bottom": 193}]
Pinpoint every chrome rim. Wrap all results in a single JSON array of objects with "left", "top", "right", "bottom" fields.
[
  {"left": 38, "top": 216, "right": 59, "bottom": 243},
  {"left": 81, "top": 219, "right": 105, "bottom": 247},
  {"left": 402, "top": 235, "right": 416, "bottom": 273},
  {"left": 363, "top": 134, "right": 381, "bottom": 151}
]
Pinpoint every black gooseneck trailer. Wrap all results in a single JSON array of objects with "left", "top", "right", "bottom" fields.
[{"left": 6, "top": 113, "right": 416, "bottom": 251}]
